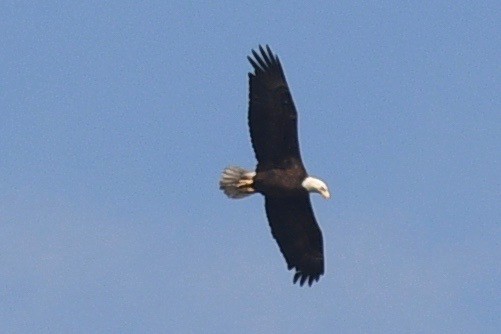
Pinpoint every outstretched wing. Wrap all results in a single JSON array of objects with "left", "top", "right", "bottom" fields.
[
  {"left": 247, "top": 45, "right": 304, "bottom": 171},
  {"left": 264, "top": 195, "right": 324, "bottom": 286}
]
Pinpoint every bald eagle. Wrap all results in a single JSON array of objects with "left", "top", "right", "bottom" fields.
[{"left": 219, "top": 45, "right": 330, "bottom": 286}]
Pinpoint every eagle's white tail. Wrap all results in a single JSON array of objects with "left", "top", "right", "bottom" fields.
[{"left": 219, "top": 166, "right": 256, "bottom": 199}]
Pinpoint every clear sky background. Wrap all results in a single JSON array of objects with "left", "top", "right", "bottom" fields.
[{"left": 1, "top": 1, "right": 499, "bottom": 333}]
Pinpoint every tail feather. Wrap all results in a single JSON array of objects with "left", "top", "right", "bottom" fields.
[{"left": 219, "top": 166, "right": 256, "bottom": 199}]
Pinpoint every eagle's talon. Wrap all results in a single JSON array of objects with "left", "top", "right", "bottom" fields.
[{"left": 236, "top": 179, "right": 254, "bottom": 188}]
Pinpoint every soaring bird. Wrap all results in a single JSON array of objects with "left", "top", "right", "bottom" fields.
[{"left": 219, "top": 45, "right": 330, "bottom": 286}]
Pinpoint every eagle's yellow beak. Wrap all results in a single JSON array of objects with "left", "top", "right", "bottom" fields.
[{"left": 321, "top": 190, "right": 331, "bottom": 199}]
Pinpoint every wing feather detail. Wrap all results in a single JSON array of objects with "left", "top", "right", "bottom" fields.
[
  {"left": 264, "top": 195, "right": 324, "bottom": 286},
  {"left": 247, "top": 45, "right": 304, "bottom": 171}
]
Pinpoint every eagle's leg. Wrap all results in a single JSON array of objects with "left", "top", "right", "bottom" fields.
[{"left": 236, "top": 177, "right": 255, "bottom": 192}]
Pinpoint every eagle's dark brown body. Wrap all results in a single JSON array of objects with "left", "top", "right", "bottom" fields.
[{"left": 254, "top": 167, "right": 307, "bottom": 197}]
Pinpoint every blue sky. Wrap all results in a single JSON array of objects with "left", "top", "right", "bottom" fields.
[{"left": 1, "top": 1, "right": 499, "bottom": 333}]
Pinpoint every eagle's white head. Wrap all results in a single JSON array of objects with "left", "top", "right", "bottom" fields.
[{"left": 302, "top": 176, "right": 330, "bottom": 199}]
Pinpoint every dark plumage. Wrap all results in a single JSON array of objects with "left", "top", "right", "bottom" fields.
[{"left": 220, "top": 45, "right": 329, "bottom": 286}]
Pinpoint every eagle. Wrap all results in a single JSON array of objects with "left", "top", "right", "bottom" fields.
[{"left": 219, "top": 45, "right": 330, "bottom": 286}]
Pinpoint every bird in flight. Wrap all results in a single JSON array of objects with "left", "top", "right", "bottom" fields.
[{"left": 220, "top": 45, "right": 330, "bottom": 286}]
